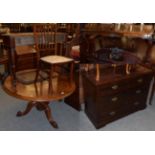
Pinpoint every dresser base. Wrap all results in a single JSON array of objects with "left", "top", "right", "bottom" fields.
[
  {"left": 85, "top": 103, "right": 146, "bottom": 129},
  {"left": 82, "top": 65, "right": 152, "bottom": 129}
]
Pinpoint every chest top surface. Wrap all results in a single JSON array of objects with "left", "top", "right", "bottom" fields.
[{"left": 83, "top": 65, "right": 153, "bottom": 86}]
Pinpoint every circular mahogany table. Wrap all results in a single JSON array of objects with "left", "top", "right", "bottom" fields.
[{"left": 3, "top": 75, "right": 76, "bottom": 128}]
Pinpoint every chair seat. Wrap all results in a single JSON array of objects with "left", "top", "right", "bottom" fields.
[{"left": 40, "top": 55, "right": 73, "bottom": 64}]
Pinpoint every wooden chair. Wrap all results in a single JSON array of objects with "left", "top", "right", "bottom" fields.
[
  {"left": 9, "top": 23, "right": 21, "bottom": 33},
  {"left": 33, "top": 24, "right": 74, "bottom": 94}
]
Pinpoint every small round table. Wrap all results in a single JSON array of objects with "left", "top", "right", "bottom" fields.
[{"left": 3, "top": 75, "right": 76, "bottom": 128}]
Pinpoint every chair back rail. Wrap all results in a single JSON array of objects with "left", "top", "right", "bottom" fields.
[{"left": 33, "top": 24, "right": 67, "bottom": 58}]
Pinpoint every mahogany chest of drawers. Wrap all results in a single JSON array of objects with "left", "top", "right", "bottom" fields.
[{"left": 82, "top": 65, "right": 153, "bottom": 129}]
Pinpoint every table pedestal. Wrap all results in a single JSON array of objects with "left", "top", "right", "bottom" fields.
[{"left": 16, "top": 101, "right": 58, "bottom": 128}]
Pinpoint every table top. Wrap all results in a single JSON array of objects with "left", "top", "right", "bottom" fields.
[{"left": 3, "top": 75, "right": 76, "bottom": 102}]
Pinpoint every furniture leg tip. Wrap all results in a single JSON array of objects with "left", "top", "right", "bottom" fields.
[
  {"left": 16, "top": 111, "right": 22, "bottom": 117},
  {"left": 50, "top": 121, "right": 58, "bottom": 128}
]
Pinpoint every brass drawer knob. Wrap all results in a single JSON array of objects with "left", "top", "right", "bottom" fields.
[
  {"left": 136, "top": 90, "right": 141, "bottom": 94},
  {"left": 109, "top": 111, "right": 116, "bottom": 116},
  {"left": 137, "top": 78, "right": 143, "bottom": 83},
  {"left": 112, "top": 85, "right": 118, "bottom": 90},
  {"left": 111, "top": 97, "right": 118, "bottom": 102}
]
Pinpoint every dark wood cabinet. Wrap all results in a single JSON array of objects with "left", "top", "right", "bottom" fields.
[
  {"left": 64, "top": 63, "right": 81, "bottom": 111},
  {"left": 82, "top": 65, "right": 153, "bottom": 129}
]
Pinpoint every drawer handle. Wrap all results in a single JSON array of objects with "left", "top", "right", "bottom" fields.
[
  {"left": 136, "top": 90, "right": 142, "bottom": 94},
  {"left": 112, "top": 85, "right": 118, "bottom": 90},
  {"left": 134, "top": 102, "right": 140, "bottom": 106},
  {"left": 111, "top": 97, "right": 118, "bottom": 102},
  {"left": 137, "top": 78, "right": 143, "bottom": 83},
  {"left": 109, "top": 111, "right": 116, "bottom": 116}
]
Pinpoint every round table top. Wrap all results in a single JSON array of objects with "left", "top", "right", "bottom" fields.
[{"left": 3, "top": 75, "right": 76, "bottom": 102}]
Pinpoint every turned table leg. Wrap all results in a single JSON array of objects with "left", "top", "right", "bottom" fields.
[
  {"left": 44, "top": 103, "right": 58, "bottom": 128},
  {"left": 16, "top": 101, "right": 58, "bottom": 129},
  {"left": 36, "top": 102, "right": 58, "bottom": 128},
  {"left": 16, "top": 101, "right": 36, "bottom": 116}
]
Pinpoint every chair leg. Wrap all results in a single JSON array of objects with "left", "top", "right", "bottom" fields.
[
  {"left": 35, "top": 68, "right": 40, "bottom": 83},
  {"left": 35, "top": 61, "right": 41, "bottom": 83},
  {"left": 96, "top": 64, "right": 100, "bottom": 81},
  {"left": 48, "top": 65, "right": 53, "bottom": 94},
  {"left": 4, "top": 62, "right": 8, "bottom": 73},
  {"left": 70, "top": 62, "right": 74, "bottom": 82}
]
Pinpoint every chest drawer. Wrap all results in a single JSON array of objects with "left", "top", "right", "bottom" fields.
[
  {"left": 97, "top": 85, "right": 149, "bottom": 114},
  {"left": 97, "top": 74, "right": 152, "bottom": 97},
  {"left": 97, "top": 102, "right": 146, "bottom": 125}
]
